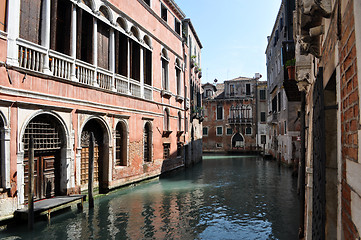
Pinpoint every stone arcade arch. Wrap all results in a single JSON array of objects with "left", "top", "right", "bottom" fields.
[
  {"left": 80, "top": 118, "right": 110, "bottom": 192},
  {"left": 22, "top": 113, "right": 67, "bottom": 201}
]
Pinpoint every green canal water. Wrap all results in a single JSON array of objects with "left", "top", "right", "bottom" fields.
[{"left": 0, "top": 155, "right": 299, "bottom": 240}]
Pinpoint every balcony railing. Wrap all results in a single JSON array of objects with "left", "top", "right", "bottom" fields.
[
  {"left": 49, "top": 50, "right": 73, "bottom": 80},
  {"left": 228, "top": 117, "right": 253, "bottom": 124},
  {"left": 16, "top": 39, "right": 155, "bottom": 101},
  {"left": 18, "top": 39, "right": 46, "bottom": 73}
]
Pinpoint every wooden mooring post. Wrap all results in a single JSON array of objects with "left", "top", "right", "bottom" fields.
[
  {"left": 88, "top": 132, "right": 94, "bottom": 209},
  {"left": 28, "top": 136, "right": 34, "bottom": 230}
]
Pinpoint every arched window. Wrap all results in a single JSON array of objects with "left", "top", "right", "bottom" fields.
[
  {"left": 115, "top": 121, "right": 127, "bottom": 166},
  {"left": 161, "top": 48, "right": 169, "bottom": 90},
  {"left": 144, "top": 122, "right": 152, "bottom": 162},
  {"left": 176, "top": 59, "right": 182, "bottom": 95}
]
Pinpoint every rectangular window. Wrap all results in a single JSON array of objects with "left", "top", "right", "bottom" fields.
[
  {"left": 230, "top": 84, "right": 235, "bottom": 96},
  {"left": 161, "top": 4, "right": 167, "bottom": 22},
  {"left": 77, "top": 8, "right": 93, "bottom": 64},
  {"left": 20, "top": 0, "right": 42, "bottom": 44},
  {"left": 272, "top": 97, "right": 277, "bottom": 112},
  {"left": 175, "top": 19, "right": 181, "bottom": 35},
  {"left": 245, "top": 127, "right": 252, "bottom": 135},
  {"left": 216, "top": 126, "right": 223, "bottom": 136},
  {"left": 130, "top": 40, "right": 140, "bottom": 81},
  {"left": 144, "top": 48, "right": 152, "bottom": 85},
  {"left": 216, "top": 143, "right": 223, "bottom": 148},
  {"left": 260, "top": 89, "right": 266, "bottom": 100},
  {"left": 284, "top": 121, "right": 287, "bottom": 134},
  {"left": 203, "top": 127, "right": 208, "bottom": 136},
  {"left": 0, "top": 0, "right": 6, "bottom": 31},
  {"left": 278, "top": 92, "right": 281, "bottom": 112},
  {"left": 163, "top": 143, "right": 170, "bottom": 159},
  {"left": 246, "top": 84, "right": 251, "bottom": 96},
  {"left": 177, "top": 142, "right": 182, "bottom": 157},
  {"left": 261, "top": 135, "right": 266, "bottom": 144},
  {"left": 226, "top": 128, "right": 233, "bottom": 135},
  {"left": 261, "top": 112, "right": 266, "bottom": 122},
  {"left": 115, "top": 31, "right": 128, "bottom": 77},
  {"left": 97, "top": 21, "right": 110, "bottom": 70},
  {"left": 217, "top": 105, "right": 223, "bottom": 120},
  {"left": 50, "top": 0, "right": 72, "bottom": 55}
]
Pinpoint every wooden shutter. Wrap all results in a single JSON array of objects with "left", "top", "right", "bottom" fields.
[
  {"left": 97, "top": 21, "right": 109, "bottom": 70},
  {"left": 20, "top": 0, "right": 42, "bottom": 44},
  {"left": 0, "top": 0, "right": 6, "bottom": 31}
]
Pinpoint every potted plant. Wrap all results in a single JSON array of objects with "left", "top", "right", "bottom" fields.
[
  {"left": 194, "top": 65, "right": 199, "bottom": 74},
  {"left": 190, "top": 55, "right": 196, "bottom": 68},
  {"left": 198, "top": 68, "right": 202, "bottom": 78},
  {"left": 285, "top": 58, "right": 296, "bottom": 80}
]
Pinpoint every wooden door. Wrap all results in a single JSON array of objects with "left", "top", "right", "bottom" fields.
[
  {"left": 24, "top": 153, "right": 57, "bottom": 201},
  {"left": 80, "top": 146, "right": 99, "bottom": 186}
]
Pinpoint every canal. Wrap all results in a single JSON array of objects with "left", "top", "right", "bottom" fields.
[{"left": 0, "top": 155, "right": 299, "bottom": 240}]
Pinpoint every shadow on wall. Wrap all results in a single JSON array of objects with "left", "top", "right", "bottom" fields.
[{"left": 160, "top": 139, "right": 203, "bottom": 174}]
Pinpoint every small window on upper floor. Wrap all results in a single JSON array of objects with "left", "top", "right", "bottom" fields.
[
  {"left": 144, "top": 0, "right": 150, "bottom": 7},
  {"left": 175, "top": 19, "right": 181, "bottom": 35},
  {"left": 161, "top": 4, "right": 167, "bottom": 22},
  {"left": 246, "top": 84, "right": 251, "bottom": 96},
  {"left": 260, "top": 89, "right": 266, "bottom": 100}
]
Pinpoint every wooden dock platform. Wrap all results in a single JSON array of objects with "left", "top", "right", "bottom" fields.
[{"left": 14, "top": 195, "right": 86, "bottom": 221}]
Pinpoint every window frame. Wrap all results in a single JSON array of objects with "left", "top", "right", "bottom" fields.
[
  {"left": 216, "top": 105, "right": 223, "bottom": 120},
  {"left": 161, "top": 4, "right": 167, "bottom": 22},
  {"left": 203, "top": 127, "right": 208, "bottom": 136},
  {"left": 245, "top": 127, "right": 252, "bottom": 135},
  {"left": 261, "top": 112, "right": 266, "bottom": 123},
  {"left": 216, "top": 126, "right": 223, "bottom": 136},
  {"left": 226, "top": 127, "right": 233, "bottom": 135}
]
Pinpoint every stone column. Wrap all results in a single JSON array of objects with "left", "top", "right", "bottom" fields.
[
  {"left": 6, "top": 0, "right": 21, "bottom": 66},
  {"left": 93, "top": 17, "right": 98, "bottom": 87},
  {"left": 109, "top": 28, "right": 116, "bottom": 91},
  {"left": 41, "top": 0, "right": 52, "bottom": 74},
  {"left": 70, "top": 3, "right": 77, "bottom": 81},
  {"left": 140, "top": 47, "right": 144, "bottom": 98}
]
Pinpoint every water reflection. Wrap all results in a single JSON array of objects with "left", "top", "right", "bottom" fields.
[{"left": 0, "top": 155, "right": 299, "bottom": 240}]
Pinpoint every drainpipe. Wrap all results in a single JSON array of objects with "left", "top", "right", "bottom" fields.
[{"left": 298, "top": 91, "right": 306, "bottom": 239}]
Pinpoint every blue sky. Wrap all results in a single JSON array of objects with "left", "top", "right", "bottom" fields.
[{"left": 176, "top": 0, "right": 282, "bottom": 83}]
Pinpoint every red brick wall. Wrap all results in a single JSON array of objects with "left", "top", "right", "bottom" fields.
[{"left": 339, "top": 0, "right": 360, "bottom": 238}]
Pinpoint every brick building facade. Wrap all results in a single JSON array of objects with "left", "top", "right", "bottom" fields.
[
  {"left": 202, "top": 76, "right": 264, "bottom": 152},
  {"left": 294, "top": 0, "right": 361, "bottom": 238},
  {"left": 0, "top": 0, "right": 202, "bottom": 218}
]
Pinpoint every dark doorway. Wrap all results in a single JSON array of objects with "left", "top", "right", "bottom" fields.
[
  {"left": 23, "top": 114, "right": 64, "bottom": 201},
  {"left": 81, "top": 119, "right": 107, "bottom": 192}
]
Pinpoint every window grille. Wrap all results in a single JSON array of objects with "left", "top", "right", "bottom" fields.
[
  {"left": 163, "top": 143, "right": 170, "bottom": 159},
  {"left": 23, "top": 120, "right": 62, "bottom": 151}
]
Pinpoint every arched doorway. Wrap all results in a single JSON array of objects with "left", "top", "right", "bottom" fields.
[
  {"left": 22, "top": 114, "right": 65, "bottom": 200},
  {"left": 232, "top": 133, "right": 244, "bottom": 148},
  {"left": 80, "top": 119, "right": 108, "bottom": 192}
]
